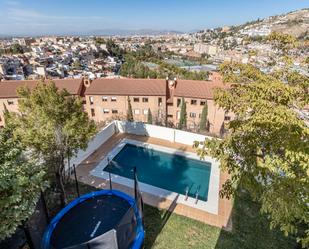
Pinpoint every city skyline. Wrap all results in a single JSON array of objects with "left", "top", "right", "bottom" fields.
[{"left": 0, "top": 0, "right": 308, "bottom": 36}]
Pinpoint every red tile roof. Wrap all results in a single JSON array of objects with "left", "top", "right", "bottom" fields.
[
  {"left": 85, "top": 78, "right": 166, "bottom": 96},
  {"left": 0, "top": 79, "right": 83, "bottom": 98},
  {"left": 174, "top": 79, "right": 230, "bottom": 99},
  {"left": 85, "top": 77, "right": 228, "bottom": 99}
]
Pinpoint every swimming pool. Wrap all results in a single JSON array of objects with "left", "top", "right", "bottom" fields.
[
  {"left": 104, "top": 144, "right": 211, "bottom": 201},
  {"left": 91, "top": 139, "right": 220, "bottom": 214}
]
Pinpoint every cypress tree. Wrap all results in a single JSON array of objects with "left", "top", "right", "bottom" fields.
[
  {"left": 147, "top": 108, "right": 153, "bottom": 124},
  {"left": 178, "top": 97, "right": 187, "bottom": 130},
  {"left": 126, "top": 96, "right": 134, "bottom": 122},
  {"left": 199, "top": 100, "right": 208, "bottom": 131}
]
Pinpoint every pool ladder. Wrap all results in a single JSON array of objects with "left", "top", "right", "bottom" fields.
[
  {"left": 195, "top": 189, "right": 199, "bottom": 204},
  {"left": 185, "top": 186, "right": 189, "bottom": 201},
  {"left": 185, "top": 186, "right": 199, "bottom": 204}
]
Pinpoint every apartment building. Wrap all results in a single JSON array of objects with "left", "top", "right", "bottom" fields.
[
  {"left": 0, "top": 78, "right": 85, "bottom": 127},
  {"left": 165, "top": 78, "right": 229, "bottom": 134},
  {"left": 84, "top": 78, "right": 167, "bottom": 124},
  {"left": 0, "top": 73, "right": 231, "bottom": 135},
  {"left": 84, "top": 73, "right": 230, "bottom": 134}
]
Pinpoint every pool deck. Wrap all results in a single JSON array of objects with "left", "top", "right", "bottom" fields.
[{"left": 75, "top": 133, "right": 233, "bottom": 229}]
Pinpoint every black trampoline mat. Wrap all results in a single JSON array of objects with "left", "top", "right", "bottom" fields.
[{"left": 50, "top": 194, "right": 131, "bottom": 249}]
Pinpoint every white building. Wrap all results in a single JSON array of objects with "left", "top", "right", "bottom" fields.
[{"left": 193, "top": 43, "right": 218, "bottom": 56}]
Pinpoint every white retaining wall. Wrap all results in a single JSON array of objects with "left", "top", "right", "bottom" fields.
[
  {"left": 72, "top": 121, "right": 215, "bottom": 168},
  {"left": 115, "top": 121, "right": 212, "bottom": 146},
  {"left": 70, "top": 122, "right": 116, "bottom": 167},
  {"left": 116, "top": 121, "right": 175, "bottom": 142}
]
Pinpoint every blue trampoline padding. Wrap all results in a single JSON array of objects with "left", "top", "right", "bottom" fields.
[{"left": 41, "top": 189, "right": 144, "bottom": 249}]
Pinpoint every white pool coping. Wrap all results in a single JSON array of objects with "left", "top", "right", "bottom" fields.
[{"left": 90, "top": 138, "right": 220, "bottom": 215}]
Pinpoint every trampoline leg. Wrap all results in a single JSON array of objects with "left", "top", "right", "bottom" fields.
[
  {"left": 23, "top": 223, "right": 35, "bottom": 249},
  {"left": 73, "top": 164, "right": 80, "bottom": 198},
  {"left": 109, "top": 172, "right": 112, "bottom": 190}
]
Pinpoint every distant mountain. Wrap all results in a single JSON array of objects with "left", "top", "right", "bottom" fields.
[
  {"left": 84, "top": 29, "right": 184, "bottom": 36},
  {"left": 244, "top": 8, "right": 309, "bottom": 38},
  {"left": 197, "top": 8, "right": 309, "bottom": 38}
]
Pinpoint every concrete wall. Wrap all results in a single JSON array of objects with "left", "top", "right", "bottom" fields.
[
  {"left": 116, "top": 121, "right": 175, "bottom": 142},
  {"left": 71, "top": 122, "right": 116, "bottom": 168},
  {"left": 116, "top": 121, "right": 212, "bottom": 146}
]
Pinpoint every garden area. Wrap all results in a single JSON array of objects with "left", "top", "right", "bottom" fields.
[{"left": 61, "top": 181, "right": 296, "bottom": 249}]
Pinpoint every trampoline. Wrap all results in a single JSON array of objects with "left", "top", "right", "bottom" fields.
[{"left": 41, "top": 189, "right": 144, "bottom": 249}]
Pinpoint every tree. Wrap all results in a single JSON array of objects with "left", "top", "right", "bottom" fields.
[
  {"left": 178, "top": 97, "right": 187, "bottom": 130},
  {"left": 0, "top": 126, "right": 46, "bottom": 240},
  {"left": 199, "top": 101, "right": 208, "bottom": 131},
  {"left": 147, "top": 108, "right": 153, "bottom": 124},
  {"left": 194, "top": 62, "right": 309, "bottom": 247},
  {"left": 106, "top": 39, "right": 123, "bottom": 58},
  {"left": 10, "top": 43, "right": 24, "bottom": 54},
  {"left": 72, "top": 60, "right": 83, "bottom": 70},
  {"left": 126, "top": 96, "right": 134, "bottom": 122},
  {"left": 7, "top": 81, "right": 97, "bottom": 207},
  {"left": 267, "top": 32, "right": 296, "bottom": 53}
]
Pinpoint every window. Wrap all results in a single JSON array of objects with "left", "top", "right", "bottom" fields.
[
  {"left": 167, "top": 114, "right": 173, "bottom": 118},
  {"left": 177, "top": 98, "right": 181, "bottom": 107},
  {"left": 200, "top": 101, "right": 206, "bottom": 106},
  {"left": 112, "top": 109, "right": 118, "bottom": 114},
  {"left": 190, "top": 112, "right": 196, "bottom": 118},
  {"left": 142, "top": 97, "right": 148, "bottom": 103},
  {"left": 143, "top": 109, "right": 148, "bottom": 115},
  {"left": 158, "top": 97, "right": 162, "bottom": 106},
  {"left": 134, "top": 109, "right": 140, "bottom": 115},
  {"left": 89, "top": 96, "right": 94, "bottom": 105},
  {"left": 176, "top": 111, "right": 180, "bottom": 119},
  {"left": 133, "top": 97, "right": 139, "bottom": 102},
  {"left": 7, "top": 100, "right": 14, "bottom": 105},
  {"left": 91, "top": 108, "right": 95, "bottom": 117},
  {"left": 224, "top": 116, "right": 231, "bottom": 121},
  {"left": 111, "top": 97, "right": 117, "bottom": 102},
  {"left": 158, "top": 110, "right": 162, "bottom": 118},
  {"left": 102, "top": 96, "right": 108, "bottom": 102},
  {"left": 103, "top": 109, "right": 109, "bottom": 114},
  {"left": 191, "top": 99, "right": 197, "bottom": 105}
]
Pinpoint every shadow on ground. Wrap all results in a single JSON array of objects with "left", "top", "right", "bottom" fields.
[
  {"left": 143, "top": 195, "right": 179, "bottom": 249},
  {"left": 214, "top": 191, "right": 297, "bottom": 249}
]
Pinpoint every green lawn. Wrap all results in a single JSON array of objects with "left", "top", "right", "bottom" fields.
[{"left": 62, "top": 182, "right": 296, "bottom": 249}]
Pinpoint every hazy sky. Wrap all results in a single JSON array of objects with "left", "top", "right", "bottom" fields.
[{"left": 0, "top": 0, "right": 307, "bottom": 35}]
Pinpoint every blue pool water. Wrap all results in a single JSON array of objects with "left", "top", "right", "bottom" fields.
[{"left": 104, "top": 144, "right": 211, "bottom": 201}]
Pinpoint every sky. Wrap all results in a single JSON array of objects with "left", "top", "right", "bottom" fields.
[{"left": 0, "top": 0, "right": 308, "bottom": 36}]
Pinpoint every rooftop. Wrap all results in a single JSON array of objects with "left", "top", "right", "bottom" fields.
[
  {"left": 85, "top": 78, "right": 167, "bottom": 96},
  {"left": 85, "top": 77, "right": 229, "bottom": 99},
  {"left": 0, "top": 78, "right": 83, "bottom": 98}
]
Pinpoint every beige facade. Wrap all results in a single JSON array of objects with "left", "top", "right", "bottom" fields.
[
  {"left": 0, "top": 98, "right": 19, "bottom": 127},
  {"left": 0, "top": 75, "right": 231, "bottom": 135},
  {"left": 84, "top": 94, "right": 166, "bottom": 124},
  {"left": 167, "top": 97, "right": 226, "bottom": 134}
]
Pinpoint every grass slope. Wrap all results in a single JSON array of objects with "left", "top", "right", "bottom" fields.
[{"left": 62, "top": 182, "right": 296, "bottom": 249}]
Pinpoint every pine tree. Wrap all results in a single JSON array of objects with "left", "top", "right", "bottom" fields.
[
  {"left": 178, "top": 97, "right": 187, "bottom": 130},
  {"left": 127, "top": 96, "right": 134, "bottom": 122},
  {"left": 199, "top": 100, "right": 208, "bottom": 131},
  {"left": 147, "top": 108, "right": 153, "bottom": 124}
]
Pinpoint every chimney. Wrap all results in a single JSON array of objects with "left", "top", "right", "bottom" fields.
[
  {"left": 166, "top": 77, "right": 177, "bottom": 90},
  {"left": 83, "top": 75, "right": 92, "bottom": 88}
]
